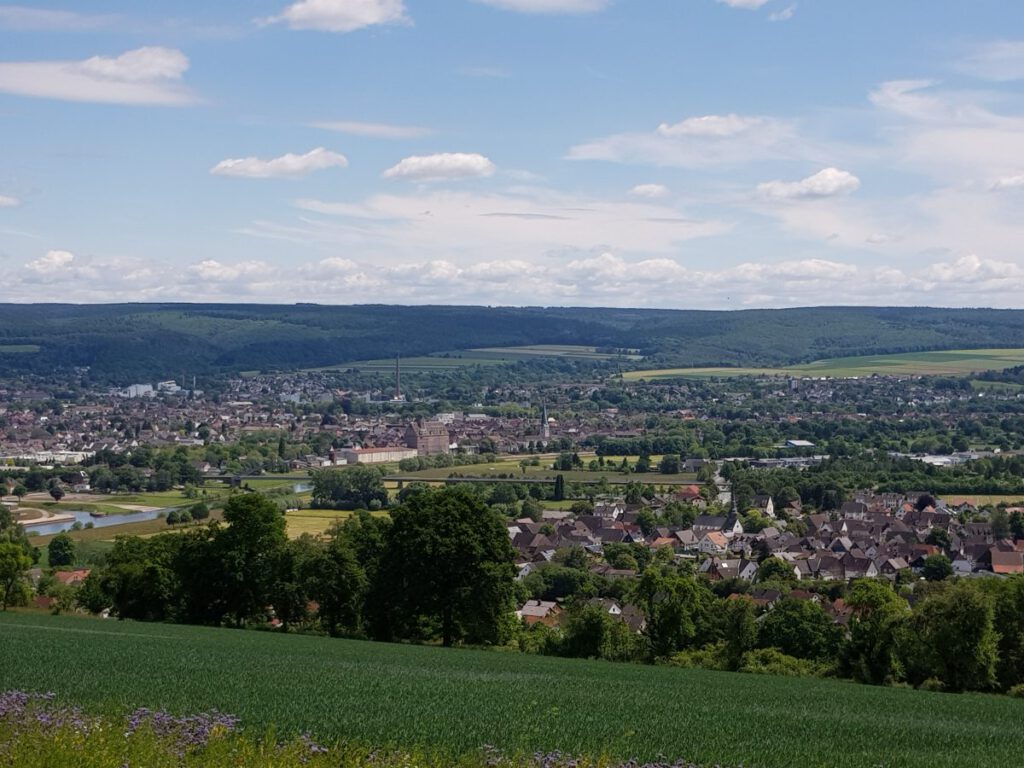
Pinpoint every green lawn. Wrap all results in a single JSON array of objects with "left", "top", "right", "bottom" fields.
[
  {"left": 625, "top": 347, "right": 1024, "bottom": 380},
  {"left": 0, "top": 613, "right": 1021, "bottom": 768}
]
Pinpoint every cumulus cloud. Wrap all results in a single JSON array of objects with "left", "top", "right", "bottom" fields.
[
  {"left": 0, "top": 195, "right": 20, "bottom": 208},
  {"left": 0, "top": 46, "right": 196, "bottom": 106},
  {"left": 628, "top": 184, "right": 670, "bottom": 199},
  {"left": 210, "top": 148, "right": 349, "bottom": 179},
  {"left": 716, "top": 0, "right": 770, "bottom": 8},
  {"left": 471, "top": 0, "right": 610, "bottom": 13},
  {"left": 310, "top": 120, "right": 430, "bottom": 139},
  {"left": 958, "top": 40, "right": 1024, "bottom": 82},
  {"left": 758, "top": 168, "right": 861, "bottom": 200},
  {"left": 25, "top": 249, "right": 75, "bottom": 274},
  {"left": 382, "top": 153, "right": 496, "bottom": 181},
  {"left": 8, "top": 245, "right": 1024, "bottom": 309},
  {"left": 266, "top": 0, "right": 409, "bottom": 32}
]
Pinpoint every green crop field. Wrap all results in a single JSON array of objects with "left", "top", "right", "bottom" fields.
[
  {"left": 624, "top": 348, "right": 1024, "bottom": 381},
  {"left": 0, "top": 344, "right": 40, "bottom": 354},
  {"left": 1, "top": 613, "right": 1021, "bottom": 768}
]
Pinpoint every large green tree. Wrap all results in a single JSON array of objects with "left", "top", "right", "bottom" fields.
[
  {"left": 305, "top": 535, "right": 366, "bottom": 637},
  {"left": 382, "top": 486, "right": 516, "bottom": 647},
  {"left": 311, "top": 466, "right": 388, "bottom": 510},
  {"left": 47, "top": 533, "right": 76, "bottom": 568},
  {"left": 900, "top": 583, "right": 999, "bottom": 692},
  {"left": 759, "top": 598, "right": 842, "bottom": 661},
  {"left": 842, "top": 579, "right": 909, "bottom": 685},
  {"left": 635, "top": 566, "right": 715, "bottom": 658},
  {"left": 214, "top": 493, "right": 288, "bottom": 627},
  {"left": 0, "top": 543, "right": 31, "bottom": 610}
]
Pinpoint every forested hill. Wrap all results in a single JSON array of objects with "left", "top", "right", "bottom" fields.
[{"left": 2, "top": 303, "right": 1024, "bottom": 381}]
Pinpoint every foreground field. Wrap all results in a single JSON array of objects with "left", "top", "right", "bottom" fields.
[
  {"left": 1, "top": 613, "right": 1021, "bottom": 768},
  {"left": 625, "top": 347, "right": 1024, "bottom": 380}
]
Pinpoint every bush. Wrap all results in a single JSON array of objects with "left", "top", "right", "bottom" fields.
[
  {"left": 920, "top": 678, "right": 946, "bottom": 693},
  {"left": 738, "top": 648, "right": 827, "bottom": 678},
  {"left": 1007, "top": 684, "right": 1024, "bottom": 699},
  {"left": 668, "top": 642, "right": 728, "bottom": 671}
]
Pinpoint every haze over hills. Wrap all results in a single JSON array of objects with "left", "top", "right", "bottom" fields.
[{"left": 3, "top": 303, "right": 1024, "bottom": 381}]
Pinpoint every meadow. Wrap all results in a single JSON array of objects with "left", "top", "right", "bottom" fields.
[
  {"left": 624, "top": 347, "right": 1024, "bottom": 381},
  {"left": 1, "top": 612, "right": 1022, "bottom": 768},
  {"left": 284, "top": 509, "right": 388, "bottom": 538}
]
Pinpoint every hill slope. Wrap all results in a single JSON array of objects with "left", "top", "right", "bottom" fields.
[
  {"left": 3, "top": 303, "right": 1024, "bottom": 380},
  {"left": 1, "top": 612, "right": 1022, "bottom": 768}
]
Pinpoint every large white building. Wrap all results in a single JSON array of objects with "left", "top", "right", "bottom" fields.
[{"left": 340, "top": 447, "right": 419, "bottom": 465}]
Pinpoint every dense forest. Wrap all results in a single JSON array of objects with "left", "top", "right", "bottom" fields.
[{"left": 4, "top": 303, "right": 1024, "bottom": 380}]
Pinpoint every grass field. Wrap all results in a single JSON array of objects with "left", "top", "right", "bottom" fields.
[
  {"left": 625, "top": 348, "right": 1024, "bottom": 381},
  {"left": 284, "top": 509, "right": 387, "bottom": 538},
  {"left": 0, "top": 344, "right": 40, "bottom": 353},
  {"left": 0, "top": 613, "right": 1021, "bottom": 768}
]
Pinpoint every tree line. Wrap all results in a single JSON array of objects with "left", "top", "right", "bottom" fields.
[{"left": 75, "top": 487, "right": 517, "bottom": 648}]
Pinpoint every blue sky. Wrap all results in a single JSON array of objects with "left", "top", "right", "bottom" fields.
[{"left": 1, "top": 0, "right": 1023, "bottom": 307}]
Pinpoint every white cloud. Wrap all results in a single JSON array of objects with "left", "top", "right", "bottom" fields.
[
  {"left": 189, "top": 260, "right": 273, "bottom": 282},
  {"left": 266, "top": 0, "right": 409, "bottom": 32},
  {"left": 769, "top": 4, "right": 796, "bottom": 21},
  {"left": 285, "top": 187, "right": 728, "bottom": 258},
  {"left": 310, "top": 120, "right": 430, "bottom": 139},
  {"left": 716, "top": 0, "right": 770, "bottom": 8},
  {"left": 958, "top": 40, "right": 1024, "bottom": 82},
  {"left": 471, "top": 0, "right": 610, "bottom": 13},
  {"left": 867, "top": 79, "right": 994, "bottom": 125},
  {"left": 992, "top": 175, "right": 1024, "bottom": 191},
  {"left": 0, "top": 195, "right": 20, "bottom": 208},
  {"left": 568, "top": 114, "right": 812, "bottom": 168},
  {"left": 210, "top": 148, "right": 349, "bottom": 179},
  {"left": 25, "top": 250, "right": 75, "bottom": 274},
  {"left": 657, "top": 114, "right": 762, "bottom": 138},
  {"left": 628, "top": 184, "right": 670, "bottom": 199},
  {"left": 865, "top": 79, "right": 1024, "bottom": 184},
  {"left": 383, "top": 153, "right": 496, "bottom": 181},
  {"left": 9, "top": 245, "right": 1024, "bottom": 309},
  {"left": 758, "top": 168, "right": 861, "bottom": 200},
  {"left": 0, "top": 46, "right": 196, "bottom": 106}
]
